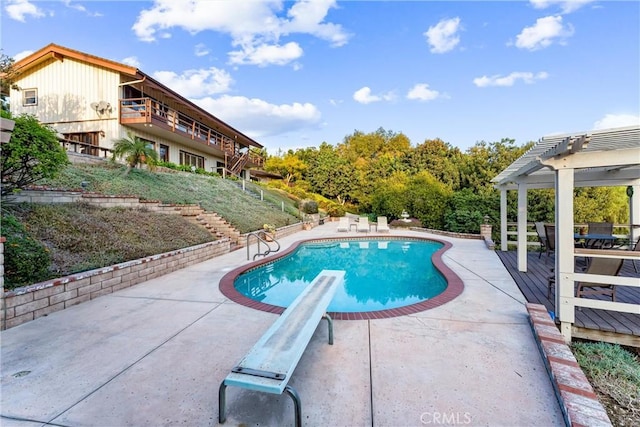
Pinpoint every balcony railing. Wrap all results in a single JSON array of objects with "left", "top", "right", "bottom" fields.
[{"left": 119, "top": 97, "right": 263, "bottom": 168}]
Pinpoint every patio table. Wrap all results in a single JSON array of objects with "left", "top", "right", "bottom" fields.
[{"left": 574, "top": 233, "right": 618, "bottom": 249}]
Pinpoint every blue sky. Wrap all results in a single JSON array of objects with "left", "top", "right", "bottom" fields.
[{"left": 2, "top": 0, "right": 639, "bottom": 153}]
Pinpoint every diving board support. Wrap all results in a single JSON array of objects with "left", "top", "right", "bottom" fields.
[{"left": 218, "top": 269, "right": 344, "bottom": 426}]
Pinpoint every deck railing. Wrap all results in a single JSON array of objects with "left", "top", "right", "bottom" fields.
[
  {"left": 119, "top": 97, "right": 264, "bottom": 168},
  {"left": 504, "top": 222, "right": 637, "bottom": 250}
]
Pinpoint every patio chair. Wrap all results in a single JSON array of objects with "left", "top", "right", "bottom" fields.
[
  {"left": 632, "top": 237, "right": 640, "bottom": 273},
  {"left": 377, "top": 216, "right": 390, "bottom": 232},
  {"left": 357, "top": 217, "right": 369, "bottom": 233},
  {"left": 586, "top": 222, "right": 614, "bottom": 249},
  {"left": 576, "top": 256, "right": 624, "bottom": 302},
  {"left": 534, "top": 222, "right": 548, "bottom": 259},
  {"left": 336, "top": 217, "right": 349, "bottom": 232},
  {"left": 544, "top": 224, "right": 555, "bottom": 262}
]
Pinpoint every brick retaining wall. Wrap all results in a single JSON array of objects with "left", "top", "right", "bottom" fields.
[
  {"left": 1, "top": 239, "right": 231, "bottom": 330},
  {"left": 526, "top": 303, "right": 612, "bottom": 426}
]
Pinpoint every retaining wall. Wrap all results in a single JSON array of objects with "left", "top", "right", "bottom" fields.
[{"left": 1, "top": 239, "right": 230, "bottom": 330}]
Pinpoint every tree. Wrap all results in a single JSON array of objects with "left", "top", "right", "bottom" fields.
[
  {"left": 1, "top": 114, "right": 68, "bottom": 198},
  {"left": 111, "top": 131, "right": 159, "bottom": 174},
  {"left": 406, "top": 171, "right": 452, "bottom": 229},
  {"left": 406, "top": 138, "right": 463, "bottom": 190},
  {"left": 265, "top": 152, "right": 307, "bottom": 185},
  {"left": 306, "top": 143, "right": 356, "bottom": 204},
  {"left": 1, "top": 51, "right": 21, "bottom": 111},
  {"left": 370, "top": 171, "right": 410, "bottom": 219}
]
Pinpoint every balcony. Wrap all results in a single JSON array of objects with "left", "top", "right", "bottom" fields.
[{"left": 119, "top": 97, "right": 264, "bottom": 169}]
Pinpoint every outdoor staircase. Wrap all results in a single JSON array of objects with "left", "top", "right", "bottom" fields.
[
  {"left": 169, "top": 205, "right": 242, "bottom": 247},
  {"left": 227, "top": 151, "right": 249, "bottom": 176}
]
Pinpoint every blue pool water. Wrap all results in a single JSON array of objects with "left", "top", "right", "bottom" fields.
[{"left": 234, "top": 238, "right": 447, "bottom": 312}]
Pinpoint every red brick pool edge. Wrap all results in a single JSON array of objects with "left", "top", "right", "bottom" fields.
[{"left": 218, "top": 236, "right": 464, "bottom": 320}]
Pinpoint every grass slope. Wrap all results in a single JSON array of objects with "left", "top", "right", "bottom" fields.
[{"left": 40, "top": 162, "right": 299, "bottom": 233}]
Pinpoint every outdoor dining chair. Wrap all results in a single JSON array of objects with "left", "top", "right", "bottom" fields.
[
  {"left": 586, "top": 222, "right": 614, "bottom": 249},
  {"left": 543, "top": 224, "right": 555, "bottom": 262},
  {"left": 535, "top": 222, "right": 548, "bottom": 259},
  {"left": 576, "top": 256, "right": 624, "bottom": 302}
]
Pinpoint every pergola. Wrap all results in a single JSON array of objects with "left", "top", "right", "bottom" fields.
[{"left": 492, "top": 125, "right": 640, "bottom": 342}]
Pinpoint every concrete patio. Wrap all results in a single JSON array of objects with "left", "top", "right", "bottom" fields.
[{"left": 0, "top": 225, "right": 564, "bottom": 426}]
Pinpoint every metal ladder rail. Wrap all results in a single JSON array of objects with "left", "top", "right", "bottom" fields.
[{"left": 246, "top": 231, "right": 281, "bottom": 260}]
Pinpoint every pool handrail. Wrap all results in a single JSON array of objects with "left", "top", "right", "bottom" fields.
[{"left": 246, "top": 231, "right": 281, "bottom": 260}]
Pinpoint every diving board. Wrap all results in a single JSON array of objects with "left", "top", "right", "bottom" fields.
[{"left": 218, "top": 269, "right": 344, "bottom": 426}]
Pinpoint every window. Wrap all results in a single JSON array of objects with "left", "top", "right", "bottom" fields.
[
  {"left": 23, "top": 89, "right": 37, "bottom": 106},
  {"left": 159, "top": 144, "right": 169, "bottom": 162},
  {"left": 140, "top": 137, "right": 155, "bottom": 151},
  {"left": 179, "top": 150, "right": 204, "bottom": 169}
]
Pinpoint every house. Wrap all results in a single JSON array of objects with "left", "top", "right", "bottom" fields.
[{"left": 8, "top": 43, "right": 264, "bottom": 178}]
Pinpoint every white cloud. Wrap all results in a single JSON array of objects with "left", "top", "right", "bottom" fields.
[
  {"left": 513, "top": 15, "right": 574, "bottom": 50},
  {"left": 194, "top": 43, "right": 209, "bottom": 57},
  {"left": 424, "top": 17, "right": 461, "bottom": 54},
  {"left": 353, "top": 87, "right": 379, "bottom": 104},
  {"left": 132, "top": 0, "right": 350, "bottom": 67},
  {"left": 352, "top": 87, "right": 394, "bottom": 104},
  {"left": 13, "top": 50, "right": 33, "bottom": 61},
  {"left": 153, "top": 67, "right": 233, "bottom": 97},
  {"left": 194, "top": 95, "right": 322, "bottom": 138},
  {"left": 593, "top": 114, "right": 640, "bottom": 130},
  {"left": 406, "top": 83, "right": 441, "bottom": 101},
  {"left": 5, "top": 0, "right": 45, "bottom": 22},
  {"left": 62, "top": 0, "right": 102, "bottom": 17},
  {"left": 530, "top": 0, "right": 594, "bottom": 14},
  {"left": 282, "top": 0, "right": 350, "bottom": 47},
  {"left": 473, "top": 71, "right": 549, "bottom": 87},
  {"left": 121, "top": 56, "right": 141, "bottom": 68},
  {"left": 228, "top": 42, "right": 303, "bottom": 67}
]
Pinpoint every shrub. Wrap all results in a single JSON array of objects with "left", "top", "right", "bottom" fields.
[
  {"left": 299, "top": 199, "right": 319, "bottom": 214},
  {"left": 326, "top": 202, "right": 345, "bottom": 217},
  {"left": 1, "top": 214, "right": 51, "bottom": 289},
  {"left": 1, "top": 113, "right": 69, "bottom": 198}
]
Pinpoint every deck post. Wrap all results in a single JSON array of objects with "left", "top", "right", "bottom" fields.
[
  {"left": 630, "top": 185, "right": 639, "bottom": 246},
  {"left": 500, "top": 189, "right": 508, "bottom": 252},
  {"left": 555, "top": 168, "right": 576, "bottom": 343},
  {"left": 517, "top": 183, "right": 528, "bottom": 272}
]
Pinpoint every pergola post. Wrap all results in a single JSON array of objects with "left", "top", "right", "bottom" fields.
[
  {"left": 630, "top": 185, "right": 639, "bottom": 246},
  {"left": 500, "top": 189, "right": 508, "bottom": 252},
  {"left": 517, "top": 183, "right": 528, "bottom": 272},
  {"left": 555, "top": 168, "right": 575, "bottom": 343}
]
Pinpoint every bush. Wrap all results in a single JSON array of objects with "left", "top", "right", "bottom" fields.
[
  {"left": 299, "top": 199, "right": 319, "bottom": 214},
  {"left": 1, "top": 113, "right": 68, "bottom": 198},
  {"left": 325, "top": 202, "right": 345, "bottom": 217},
  {"left": 1, "top": 214, "right": 51, "bottom": 289}
]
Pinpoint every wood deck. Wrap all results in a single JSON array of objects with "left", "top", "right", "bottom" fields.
[{"left": 496, "top": 250, "right": 640, "bottom": 347}]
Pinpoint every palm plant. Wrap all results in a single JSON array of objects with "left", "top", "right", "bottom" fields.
[{"left": 111, "top": 131, "right": 159, "bottom": 174}]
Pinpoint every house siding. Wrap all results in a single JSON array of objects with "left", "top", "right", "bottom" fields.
[{"left": 9, "top": 45, "right": 258, "bottom": 175}]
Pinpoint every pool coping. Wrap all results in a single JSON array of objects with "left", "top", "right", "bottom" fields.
[{"left": 219, "top": 235, "right": 464, "bottom": 320}]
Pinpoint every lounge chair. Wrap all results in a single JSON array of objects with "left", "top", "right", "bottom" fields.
[
  {"left": 377, "top": 216, "right": 390, "bottom": 232},
  {"left": 534, "top": 222, "right": 548, "bottom": 259},
  {"left": 576, "top": 257, "right": 624, "bottom": 301},
  {"left": 337, "top": 217, "right": 349, "bottom": 232},
  {"left": 357, "top": 217, "right": 369, "bottom": 233}
]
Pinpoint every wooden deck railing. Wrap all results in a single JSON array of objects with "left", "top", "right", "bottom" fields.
[
  {"left": 60, "top": 140, "right": 113, "bottom": 158},
  {"left": 503, "top": 222, "right": 637, "bottom": 250},
  {"left": 119, "top": 98, "right": 264, "bottom": 168}
]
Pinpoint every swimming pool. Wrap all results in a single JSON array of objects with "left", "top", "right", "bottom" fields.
[{"left": 219, "top": 237, "right": 464, "bottom": 320}]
